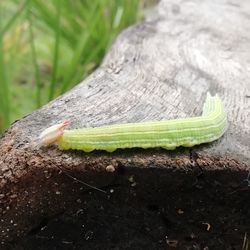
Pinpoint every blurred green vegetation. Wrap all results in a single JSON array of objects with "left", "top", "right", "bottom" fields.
[{"left": 0, "top": 0, "right": 143, "bottom": 132}]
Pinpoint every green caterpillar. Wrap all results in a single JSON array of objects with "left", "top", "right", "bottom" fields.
[{"left": 39, "top": 93, "right": 227, "bottom": 152}]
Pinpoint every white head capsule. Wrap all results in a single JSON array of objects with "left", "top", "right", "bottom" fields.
[{"left": 39, "top": 120, "right": 70, "bottom": 146}]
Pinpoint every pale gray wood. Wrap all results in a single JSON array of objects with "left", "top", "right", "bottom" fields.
[{"left": 0, "top": 0, "right": 249, "bottom": 244}]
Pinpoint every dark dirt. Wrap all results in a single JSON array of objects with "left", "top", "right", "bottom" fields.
[{"left": 3, "top": 151, "right": 250, "bottom": 250}]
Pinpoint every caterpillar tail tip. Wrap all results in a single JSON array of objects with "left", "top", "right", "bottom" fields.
[
  {"left": 206, "top": 92, "right": 212, "bottom": 98},
  {"left": 38, "top": 120, "right": 70, "bottom": 146}
]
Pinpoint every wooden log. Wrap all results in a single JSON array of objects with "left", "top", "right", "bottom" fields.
[{"left": 0, "top": 0, "right": 249, "bottom": 248}]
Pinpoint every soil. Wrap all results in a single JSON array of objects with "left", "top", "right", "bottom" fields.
[{"left": 2, "top": 150, "right": 250, "bottom": 250}]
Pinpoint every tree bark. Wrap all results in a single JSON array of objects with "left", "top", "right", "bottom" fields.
[{"left": 0, "top": 0, "right": 249, "bottom": 247}]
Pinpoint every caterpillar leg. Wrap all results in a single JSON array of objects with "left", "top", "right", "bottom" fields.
[
  {"left": 101, "top": 147, "right": 116, "bottom": 153},
  {"left": 76, "top": 145, "right": 116, "bottom": 153},
  {"left": 162, "top": 146, "right": 176, "bottom": 150}
]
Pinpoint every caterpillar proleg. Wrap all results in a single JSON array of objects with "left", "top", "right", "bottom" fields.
[{"left": 39, "top": 93, "right": 227, "bottom": 152}]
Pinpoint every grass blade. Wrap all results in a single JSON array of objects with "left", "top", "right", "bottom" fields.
[
  {"left": 0, "top": 0, "right": 141, "bottom": 132},
  {"left": 28, "top": 6, "right": 42, "bottom": 107},
  {"left": 0, "top": 0, "right": 28, "bottom": 37},
  {"left": 48, "top": 0, "right": 61, "bottom": 101},
  {"left": 60, "top": 1, "right": 101, "bottom": 93},
  {"left": 0, "top": 4, "right": 10, "bottom": 131}
]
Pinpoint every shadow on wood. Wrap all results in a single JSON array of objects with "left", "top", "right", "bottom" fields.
[{"left": 1, "top": 149, "right": 250, "bottom": 249}]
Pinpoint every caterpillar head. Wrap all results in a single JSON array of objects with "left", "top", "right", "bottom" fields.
[{"left": 39, "top": 120, "right": 70, "bottom": 146}]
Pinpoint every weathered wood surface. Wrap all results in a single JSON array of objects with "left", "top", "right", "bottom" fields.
[{"left": 0, "top": 0, "right": 250, "bottom": 245}]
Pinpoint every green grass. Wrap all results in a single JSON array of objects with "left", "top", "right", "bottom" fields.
[{"left": 0, "top": 0, "right": 142, "bottom": 132}]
